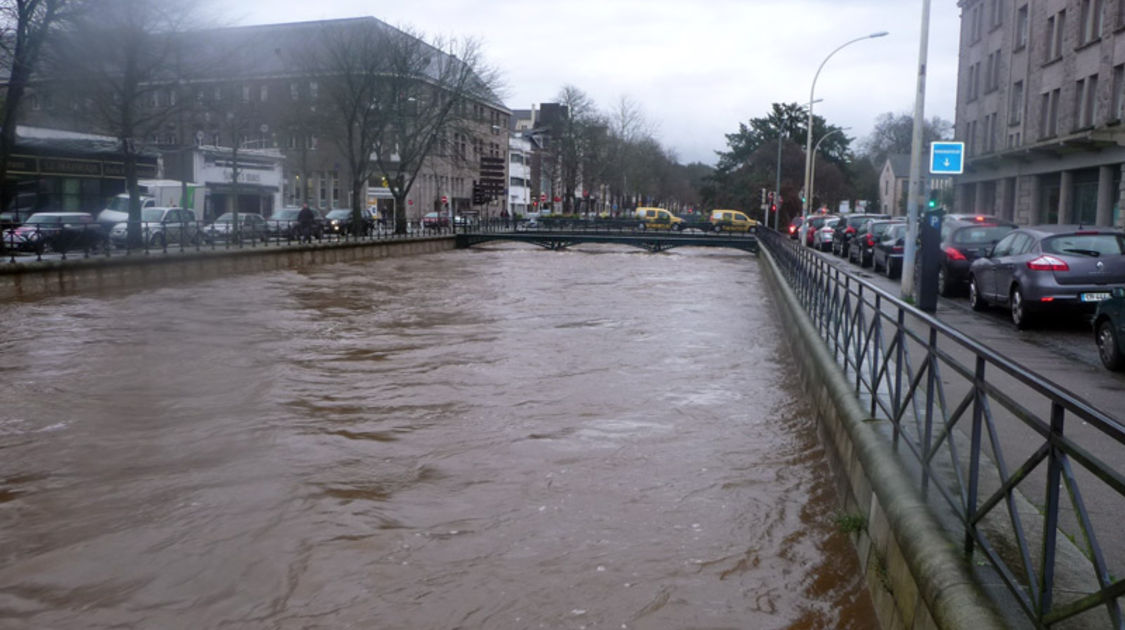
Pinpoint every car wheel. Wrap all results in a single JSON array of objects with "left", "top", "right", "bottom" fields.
[
  {"left": 969, "top": 276, "right": 988, "bottom": 311},
  {"left": 1010, "top": 286, "right": 1033, "bottom": 330},
  {"left": 937, "top": 266, "right": 952, "bottom": 297},
  {"left": 1096, "top": 319, "right": 1125, "bottom": 371},
  {"left": 887, "top": 259, "right": 899, "bottom": 279},
  {"left": 873, "top": 255, "right": 882, "bottom": 273},
  {"left": 150, "top": 233, "right": 165, "bottom": 248}
]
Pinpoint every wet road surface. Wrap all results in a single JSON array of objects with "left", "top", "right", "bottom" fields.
[{"left": 0, "top": 243, "right": 875, "bottom": 629}]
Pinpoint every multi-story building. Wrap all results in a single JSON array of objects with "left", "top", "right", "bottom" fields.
[
  {"left": 11, "top": 17, "right": 509, "bottom": 223},
  {"left": 507, "top": 133, "right": 533, "bottom": 217},
  {"left": 955, "top": 0, "right": 1125, "bottom": 228}
]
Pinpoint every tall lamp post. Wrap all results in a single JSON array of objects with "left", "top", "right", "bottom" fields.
[
  {"left": 808, "top": 127, "right": 850, "bottom": 213},
  {"left": 803, "top": 31, "right": 888, "bottom": 214}
]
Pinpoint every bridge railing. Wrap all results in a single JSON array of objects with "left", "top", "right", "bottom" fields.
[{"left": 760, "top": 228, "right": 1125, "bottom": 629}]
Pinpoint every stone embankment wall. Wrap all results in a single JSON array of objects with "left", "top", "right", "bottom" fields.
[
  {"left": 758, "top": 247, "right": 1006, "bottom": 630},
  {"left": 0, "top": 237, "right": 456, "bottom": 300}
]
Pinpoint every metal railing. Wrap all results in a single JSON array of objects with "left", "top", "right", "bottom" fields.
[
  {"left": 761, "top": 228, "right": 1125, "bottom": 629},
  {"left": 2, "top": 217, "right": 482, "bottom": 264}
]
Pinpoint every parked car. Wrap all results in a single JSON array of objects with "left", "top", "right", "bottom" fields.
[
  {"left": 709, "top": 209, "right": 757, "bottom": 232},
  {"left": 787, "top": 215, "right": 804, "bottom": 239},
  {"left": 4, "top": 212, "right": 104, "bottom": 253},
  {"left": 268, "top": 207, "right": 325, "bottom": 240},
  {"left": 929, "top": 214, "right": 1017, "bottom": 297},
  {"left": 872, "top": 222, "right": 908, "bottom": 278},
  {"left": 968, "top": 226, "right": 1125, "bottom": 329},
  {"left": 204, "top": 212, "right": 270, "bottom": 243},
  {"left": 848, "top": 219, "right": 903, "bottom": 268},
  {"left": 801, "top": 214, "right": 833, "bottom": 247},
  {"left": 831, "top": 213, "right": 891, "bottom": 258},
  {"left": 812, "top": 216, "right": 841, "bottom": 251},
  {"left": 1093, "top": 287, "right": 1125, "bottom": 371},
  {"left": 635, "top": 207, "right": 684, "bottom": 230},
  {"left": 324, "top": 208, "right": 374, "bottom": 235},
  {"left": 109, "top": 207, "right": 200, "bottom": 248},
  {"left": 422, "top": 212, "right": 449, "bottom": 229}
]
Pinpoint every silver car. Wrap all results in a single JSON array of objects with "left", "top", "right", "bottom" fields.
[
  {"left": 110, "top": 207, "right": 200, "bottom": 248},
  {"left": 968, "top": 225, "right": 1125, "bottom": 329}
]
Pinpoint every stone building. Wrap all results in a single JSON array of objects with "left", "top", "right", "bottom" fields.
[{"left": 955, "top": 0, "right": 1125, "bottom": 228}]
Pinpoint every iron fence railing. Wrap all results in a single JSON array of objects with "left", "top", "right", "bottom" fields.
[
  {"left": 1, "top": 217, "right": 508, "bottom": 264},
  {"left": 761, "top": 228, "right": 1125, "bottom": 629}
]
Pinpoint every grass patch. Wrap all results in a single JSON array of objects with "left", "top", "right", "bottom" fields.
[{"left": 833, "top": 511, "right": 867, "bottom": 534}]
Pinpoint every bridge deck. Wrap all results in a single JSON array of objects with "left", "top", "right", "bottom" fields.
[{"left": 456, "top": 229, "right": 759, "bottom": 254}]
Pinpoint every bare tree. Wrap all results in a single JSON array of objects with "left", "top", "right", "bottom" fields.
[
  {"left": 555, "top": 85, "right": 599, "bottom": 214},
  {"left": 0, "top": 0, "right": 73, "bottom": 210},
  {"left": 309, "top": 20, "right": 502, "bottom": 234},
  {"left": 47, "top": 0, "right": 204, "bottom": 246}
]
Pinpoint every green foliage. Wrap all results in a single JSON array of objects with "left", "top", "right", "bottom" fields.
[{"left": 833, "top": 511, "right": 867, "bottom": 534}]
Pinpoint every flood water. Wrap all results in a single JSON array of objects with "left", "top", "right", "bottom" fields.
[{"left": 0, "top": 243, "right": 876, "bottom": 629}]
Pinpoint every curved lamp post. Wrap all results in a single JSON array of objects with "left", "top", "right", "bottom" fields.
[
  {"left": 803, "top": 31, "right": 888, "bottom": 214},
  {"left": 808, "top": 127, "right": 850, "bottom": 213}
]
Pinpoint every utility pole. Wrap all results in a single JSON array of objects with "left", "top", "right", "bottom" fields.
[
  {"left": 775, "top": 132, "right": 783, "bottom": 231},
  {"left": 901, "top": 0, "right": 931, "bottom": 299}
]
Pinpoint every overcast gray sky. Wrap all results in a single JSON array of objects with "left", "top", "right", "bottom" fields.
[{"left": 232, "top": 1, "right": 962, "bottom": 165}]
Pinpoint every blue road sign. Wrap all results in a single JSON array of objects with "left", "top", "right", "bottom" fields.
[{"left": 930, "top": 142, "right": 965, "bottom": 175}]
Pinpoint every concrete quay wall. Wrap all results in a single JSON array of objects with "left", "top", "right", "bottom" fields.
[
  {"left": 758, "top": 247, "right": 1007, "bottom": 630},
  {"left": 0, "top": 237, "right": 456, "bottom": 300}
]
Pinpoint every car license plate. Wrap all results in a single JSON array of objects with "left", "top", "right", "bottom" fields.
[{"left": 1081, "top": 292, "right": 1111, "bottom": 302}]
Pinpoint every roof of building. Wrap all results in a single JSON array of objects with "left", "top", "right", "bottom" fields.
[
  {"left": 11, "top": 125, "right": 159, "bottom": 158},
  {"left": 885, "top": 154, "right": 912, "bottom": 178},
  {"left": 184, "top": 17, "right": 508, "bottom": 111}
]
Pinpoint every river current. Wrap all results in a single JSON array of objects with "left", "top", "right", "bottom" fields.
[{"left": 0, "top": 243, "right": 875, "bottom": 629}]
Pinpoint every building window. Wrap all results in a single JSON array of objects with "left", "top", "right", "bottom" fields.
[
  {"left": 989, "top": 0, "right": 1003, "bottom": 29},
  {"left": 241, "top": 85, "right": 251, "bottom": 103},
  {"left": 1015, "top": 5, "right": 1029, "bottom": 49},
  {"left": 309, "top": 81, "right": 318, "bottom": 100},
  {"left": 1046, "top": 11, "right": 1066, "bottom": 62},
  {"left": 972, "top": 3, "right": 984, "bottom": 42},
  {"left": 290, "top": 82, "right": 299, "bottom": 101},
  {"left": 1075, "top": 74, "right": 1099, "bottom": 128},
  {"left": 260, "top": 85, "right": 268, "bottom": 102},
  {"left": 1113, "top": 65, "right": 1125, "bottom": 121},
  {"left": 984, "top": 51, "right": 1001, "bottom": 93},
  {"left": 1010, "top": 81, "right": 1024, "bottom": 124},
  {"left": 1040, "top": 88, "right": 1061, "bottom": 138},
  {"left": 1079, "top": 0, "right": 1104, "bottom": 46}
]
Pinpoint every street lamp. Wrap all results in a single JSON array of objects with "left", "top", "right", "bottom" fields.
[
  {"left": 802, "top": 31, "right": 888, "bottom": 214},
  {"left": 808, "top": 127, "right": 850, "bottom": 214}
]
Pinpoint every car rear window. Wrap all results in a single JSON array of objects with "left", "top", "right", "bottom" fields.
[
  {"left": 847, "top": 216, "right": 870, "bottom": 228},
  {"left": 952, "top": 225, "right": 1014, "bottom": 245},
  {"left": 871, "top": 222, "right": 898, "bottom": 236},
  {"left": 809, "top": 217, "right": 827, "bottom": 228},
  {"left": 1042, "top": 233, "right": 1125, "bottom": 256}
]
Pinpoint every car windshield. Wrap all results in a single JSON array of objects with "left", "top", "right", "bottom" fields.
[
  {"left": 273, "top": 209, "right": 301, "bottom": 220},
  {"left": 871, "top": 221, "right": 900, "bottom": 236},
  {"left": 326, "top": 210, "right": 350, "bottom": 219},
  {"left": 809, "top": 217, "right": 827, "bottom": 228},
  {"left": 847, "top": 216, "right": 871, "bottom": 228},
  {"left": 1042, "top": 233, "right": 1125, "bottom": 257},
  {"left": 953, "top": 225, "right": 1014, "bottom": 245},
  {"left": 24, "top": 214, "right": 61, "bottom": 224}
]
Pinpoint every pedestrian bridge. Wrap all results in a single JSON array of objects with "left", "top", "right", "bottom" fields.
[{"left": 454, "top": 228, "right": 759, "bottom": 254}]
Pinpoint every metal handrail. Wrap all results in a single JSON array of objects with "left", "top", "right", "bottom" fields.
[{"left": 760, "top": 228, "right": 1124, "bottom": 628}]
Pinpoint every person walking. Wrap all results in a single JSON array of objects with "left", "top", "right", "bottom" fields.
[{"left": 297, "top": 202, "right": 316, "bottom": 243}]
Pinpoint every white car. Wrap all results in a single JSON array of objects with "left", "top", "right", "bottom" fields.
[
  {"left": 110, "top": 207, "right": 200, "bottom": 248},
  {"left": 813, "top": 216, "right": 841, "bottom": 252}
]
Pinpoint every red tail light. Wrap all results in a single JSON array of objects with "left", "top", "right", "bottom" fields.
[
  {"left": 944, "top": 247, "right": 967, "bottom": 261},
  {"left": 892, "top": 246, "right": 903, "bottom": 252},
  {"left": 1027, "top": 255, "right": 1069, "bottom": 271},
  {"left": 865, "top": 235, "right": 875, "bottom": 247},
  {"left": 788, "top": 225, "right": 796, "bottom": 234},
  {"left": 845, "top": 226, "right": 856, "bottom": 235}
]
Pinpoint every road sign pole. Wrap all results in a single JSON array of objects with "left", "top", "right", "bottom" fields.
[{"left": 901, "top": 0, "right": 931, "bottom": 299}]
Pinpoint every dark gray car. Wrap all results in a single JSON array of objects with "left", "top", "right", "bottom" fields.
[{"left": 968, "top": 225, "right": 1125, "bottom": 329}]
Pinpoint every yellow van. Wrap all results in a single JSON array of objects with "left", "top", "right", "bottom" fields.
[
  {"left": 709, "top": 209, "right": 758, "bottom": 233},
  {"left": 635, "top": 207, "right": 684, "bottom": 230}
]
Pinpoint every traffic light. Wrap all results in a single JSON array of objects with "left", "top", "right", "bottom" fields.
[{"left": 928, "top": 189, "right": 939, "bottom": 208}]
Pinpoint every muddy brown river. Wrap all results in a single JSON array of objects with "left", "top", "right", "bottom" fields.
[{"left": 0, "top": 243, "right": 876, "bottom": 629}]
